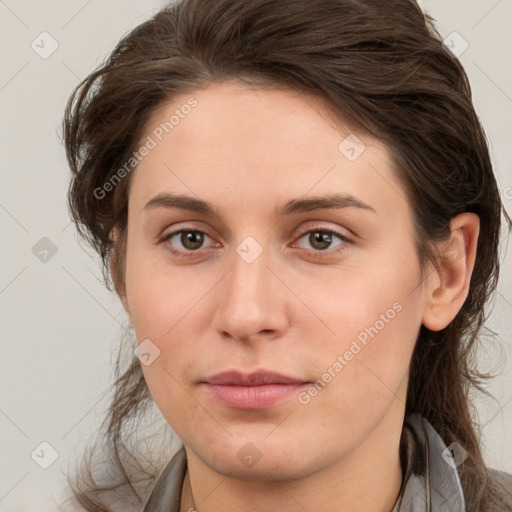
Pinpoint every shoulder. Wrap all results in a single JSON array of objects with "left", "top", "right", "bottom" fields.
[
  {"left": 491, "top": 468, "right": 512, "bottom": 485},
  {"left": 486, "top": 468, "right": 512, "bottom": 512},
  {"left": 489, "top": 468, "right": 512, "bottom": 489}
]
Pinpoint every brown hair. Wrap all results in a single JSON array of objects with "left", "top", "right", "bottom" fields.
[{"left": 62, "top": 0, "right": 512, "bottom": 510}]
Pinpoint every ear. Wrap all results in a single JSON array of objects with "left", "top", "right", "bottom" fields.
[
  {"left": 109, "top": 226, "right": 130, "bottom": 319},
  {"left": 421, "top": 213, "right": 480, "bottom": 331}
]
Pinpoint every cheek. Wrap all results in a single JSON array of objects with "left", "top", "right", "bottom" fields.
[
  {"left": 311, "top": 257, "right": 421, "bottom": 347},
  {"left": 125, "top": 253, "right": 216, "bottom": 418},
  {"left": 141, "top": 359, "right": 213, "bottom": 447},
  {"left": 124, "top": 243, "right": 215, "bottom": 338},
  {"left": 295, "top": 297, "right": 418, "bottom": 450},
  {"left": 304, "top": 255, "right": 422, "bottom": 406}
]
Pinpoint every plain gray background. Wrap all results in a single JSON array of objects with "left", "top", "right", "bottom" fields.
[{"left": 0, "top": 0, "right": 511, "bottom": 510}]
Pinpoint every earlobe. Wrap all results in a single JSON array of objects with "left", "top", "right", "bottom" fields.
[{"left": 421, "top": 213, "right": 480, "bottom": 332}]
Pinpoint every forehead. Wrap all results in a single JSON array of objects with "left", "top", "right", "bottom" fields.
[{"left": 128, "top": 82, "right": 408, "bottom": 220}]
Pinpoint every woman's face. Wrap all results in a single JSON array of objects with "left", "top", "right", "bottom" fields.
[{"left": 122, "top": 81, "right": 431, "bottom": 480}]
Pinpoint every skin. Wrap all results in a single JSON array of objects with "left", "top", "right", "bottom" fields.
[{"left": 111, "top": 81, "right": 479, "bottom": 512}]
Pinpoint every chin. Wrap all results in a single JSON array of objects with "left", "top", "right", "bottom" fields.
[{"left": 192, "top": 439, "right": 323, "bottom": 482}]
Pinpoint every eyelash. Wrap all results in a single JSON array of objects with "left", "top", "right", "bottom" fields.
[{"left": 159, "top": 226, "right": 354, "bottom": 259}]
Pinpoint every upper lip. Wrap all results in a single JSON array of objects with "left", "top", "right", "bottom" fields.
[{"left": 203, "top": 370, "right": 308, "bottom": 386}]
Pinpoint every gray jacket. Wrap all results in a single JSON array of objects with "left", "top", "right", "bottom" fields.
[{"left": 142, "top": 413, "right": 512, "bottom": 511}]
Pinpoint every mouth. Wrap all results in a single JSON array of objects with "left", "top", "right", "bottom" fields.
[{"left": 200, "top": 370, "right": 310, "bottom": 409}]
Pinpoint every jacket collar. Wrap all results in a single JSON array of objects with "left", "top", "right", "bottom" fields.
[
  {"left": 393, "top": 413, "right": 466, "bottom": 511},
  {"left": 143, "top": 413, "right": 466, "bottom": 511}
]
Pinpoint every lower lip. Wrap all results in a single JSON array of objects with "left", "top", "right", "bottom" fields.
[{"left": 204, "top": 383, "right": 308, "bottom": 409}]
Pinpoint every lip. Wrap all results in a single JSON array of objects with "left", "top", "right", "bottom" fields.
[{"left": 201, "top": 370, "right": 310, "bottom": 409}]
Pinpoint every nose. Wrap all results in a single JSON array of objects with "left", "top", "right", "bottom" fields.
[{"left": 211, "top": 237, "right": 290, "bottom": 345}]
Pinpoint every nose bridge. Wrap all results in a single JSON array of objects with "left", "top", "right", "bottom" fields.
[{"left": 213, "top": 233, "right": 286, "bottom": 340}]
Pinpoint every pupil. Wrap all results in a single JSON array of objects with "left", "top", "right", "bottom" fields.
[
  {"left": 183, "top": 231, "right": 203, "bottom": 249},
  {"left": 312, "top": 232, "right": 331, "bottom": 250}
]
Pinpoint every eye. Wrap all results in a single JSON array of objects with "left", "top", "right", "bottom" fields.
[
  {"left": 161, "top": 229, "right": 217, "bottom": 257},
  {"left": 160, "top": 226, "right": 353, "bottom": 259},
  {"left": 292, "top": 229, "right": 352, "bottom": 256}
]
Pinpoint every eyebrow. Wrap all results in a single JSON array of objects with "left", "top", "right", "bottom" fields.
[{"left": 144, "top": 192, "right": 376, "bottom": 217}]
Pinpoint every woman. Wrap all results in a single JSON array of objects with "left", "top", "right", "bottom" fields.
[{"left": 62, "top": 0, "right": 512, "bottom": 510}]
